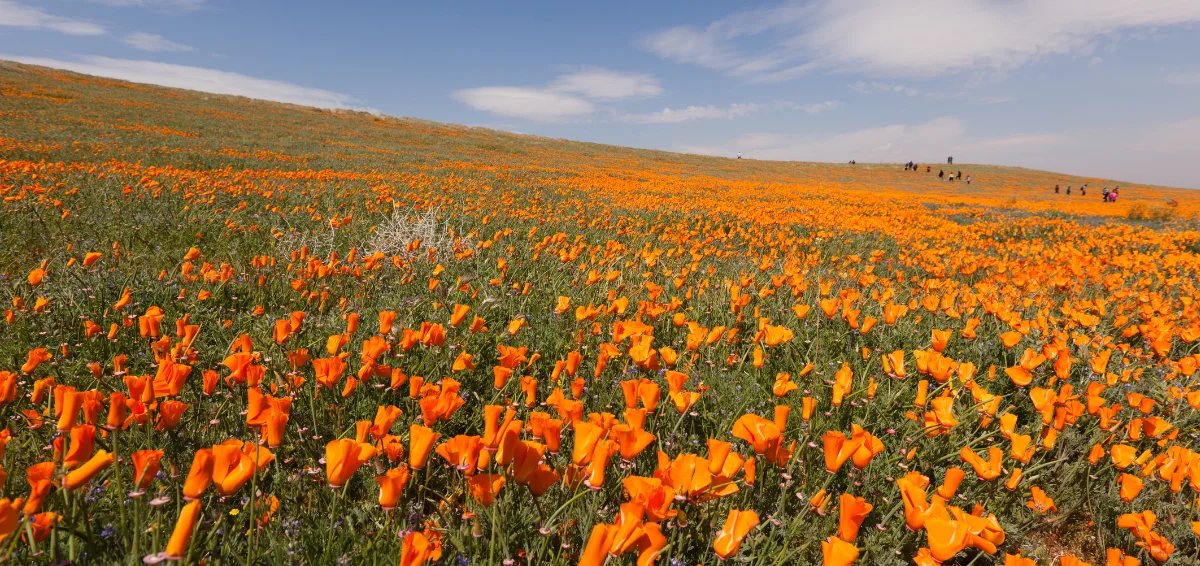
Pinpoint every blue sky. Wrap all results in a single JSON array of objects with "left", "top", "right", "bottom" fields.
[{"left": 2, "top": 0, "right": 1200, "bottom": 188}]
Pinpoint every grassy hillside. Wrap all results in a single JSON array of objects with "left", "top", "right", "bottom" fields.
[{"left": 1, "top": 60, "right": 1199, "bottom": 566}]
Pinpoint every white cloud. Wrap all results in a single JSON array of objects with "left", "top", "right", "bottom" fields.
[
  {"left": 452, "top": 87, "right": 594, "bottom": 122},
  {"left": 620, "top": 103, "right": 759, "bottom": 124},
  {"left": 122, "top": 32, "right": 193, "bottom": 52},
  {"left": 455, "top": 67, "right": 672, "bottom": 122},
  {"left": 642, "top": 0, "right": 1200, "bottom": 81},
  {"left": 675, "top": 116, "right": 1200, "bottom": 188},
  {"left": 801, "top": 100, "right": 840, "bottom": 114},
  {"left": 2, "top": 54, "right": 377, "bottom": 112},
  {"left": 848, "top": 80, "right": 919, "bottom": 96},
  {"left": 0, "top": 0, "right": 105, "bottom": 36},
  {"left": 550, "top": 68, "right": 661, "bottom": 100}
]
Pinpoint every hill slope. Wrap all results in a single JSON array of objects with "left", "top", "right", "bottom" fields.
[{"left": 1, "top": 60, "right": 1195, "bottom": 222}]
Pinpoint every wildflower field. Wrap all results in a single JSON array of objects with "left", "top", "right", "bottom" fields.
[{"left": 3, "top": 60, "right": 1200, "bottom": 565}]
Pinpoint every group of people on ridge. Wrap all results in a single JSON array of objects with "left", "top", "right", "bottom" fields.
[
  {"left": 903, "top": 161, "right": 970, "bottom": 184},
  {"left": 1054, "top": 184, "right": 1120, "bottom": 201}
]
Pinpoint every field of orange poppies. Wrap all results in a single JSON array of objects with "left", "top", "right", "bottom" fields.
[{"left": 2, "top": 60, "right": 1200, "bottom": 565}]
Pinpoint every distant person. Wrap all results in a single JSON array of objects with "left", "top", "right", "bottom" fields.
[
  {"left": 1110, "top": 188, "right": 1119, "bottom": 202},
  {"left": 956, "top": 171, "right": 962, "bottom": 180},
  {"left": 966, "top": 175, "right": 971, "bottom": 185},
  {"left": 938, "top": 170, "right": 944, "bottom": 179},
  {"left": 1102, "top": 187, "right": 1110, "bottom": 201},
  {"left": 737, "top": 152, "right": 742, "bottom": 159},
  {"left": 1081, "top": 186, "right": 1087, "bottom": 196},
  {"left": 947, "top": 156, "right": 953, "bottom": 165},
  {"left": 1067, "top": 186, "right": 1071, "bottom": 195},
  {"left": 926, "top": 166, "right": 931, "bottom": 173},
  {"left": 1055, "top": 184, "right": 1060, "bottom": 194}
]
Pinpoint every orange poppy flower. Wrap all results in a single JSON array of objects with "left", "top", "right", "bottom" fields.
[
  {"left": 612, "top": 423, "right": 655, "bottom": 461},
  {"left": 131, "top": 449, "right": 164, "bottom": 491},
  {"left": 63, "top": 424, "right": 96, "bottom": 469},
  {"left": 183, "top": 448, "right": 214, "bottom": 500},
  {"left": 408, "top": 424, "right": 439, "bottom": 470},
  {"left": 832, "top": 362, "right": 853, "bottom": 406},
  {"left": 1010, "top": 433, "right": 1036, "bottom": 463},
  {"left": 883, "top": 350, "right": 907, "bottom": 379},
  {"left": 960, "top": 446, "right": 1004, "bottom": 480},
  {"left": 732, "top": 414, "right": 781, "bottom": 455},
  {"left": 999, "top": 331, "right": 1022, "bottom": 348},
  {"left": 63, "top": 449, "right": 114, "bottom": 490},
  {"left": 823, "top": 430, "right": 864, "bottom": 473},
  {"left": 623, "top": 476, "right": 677, "bottom": 522},
  {"left": 931, "top": 329, "right": 950, "bottom": 353},
  {"left": 435, "top": 435, "right": 483, "bottom": 475},
  {"left": 1118, "top": 473, "right": 1143, "bottom": 502},
  {"left": 1005, "top": 553, "right": 1037, "bottom": 566},
  {"left": 821, "top": 535, "right": 860, "bottom": 566},
  {"left": 713, "top": 509, "right": 759, "bottom": 560},
  {"left": 837, "top": 493, "right": 872, "bottom": 542},
  {"left": 467, "top": 473, "right": 505, "bottom": 506},
  {"left": 772, "top": 372, "right": 798, "bottom": 397},
  {"left": 936, "top": 467, "right": 965, "bottom": 501},
  {"left": 164, "top": 500, "right": 201, "bottom": 559},
  {"left": 399, "top": 530, "right": 441, "bottom": 566},
  {"left": 1026, "top": 486, "right": 1057, "bottom": 514},
  {"left": 325, "top": 438, "right": 378, "bottom": 488},
  {"left": 580, "top": 524, "right": 617, "bottom": 566}
]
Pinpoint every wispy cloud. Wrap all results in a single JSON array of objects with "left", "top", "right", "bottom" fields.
[
  {"left": 800, "top": 100, "right": 840, "bottom": 114},
  {"left": 549, "top": 68, "right": 661, "bottom": 100},
  {"left": 619, "top": 103, "right": 759, "bottom": 124},
  {"left": 121, "top": 32, "right": 194, "bottom": 52},
  {"left": 641, "top": 0, "right": 1200, "bottom": 81},
  {"left": 0, "top": 0, "right": 105, "bottom": 36},
  {"left": 455, "top": 67, "right": 669, "bottom": 123},
  {"left": 2, "top": 55, "right": 377, "bottom": 112},
  {"left": 452, "top": 87, "right": 594, "bottom": 122},
  {"left": 848, "top": 80, "right": 918, "bottom": 96}
]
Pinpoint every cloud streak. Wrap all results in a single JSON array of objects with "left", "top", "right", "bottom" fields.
[
  {"left": 0, "top": 0, "right": 106, "bottom": 36},
  {"left": 453, "top": 67, "right": 663, "bottom": 122},
  {"left": 121, "top": 32, "right": 194, "bottom": 52},
  {"left": 549, "top": 68, "right": 661, "bottom": 100},
  {"left": 3, "top": 55, "right": 377, "bottom": 112},
  {"left": 452, "top": 87, "right": 595, "bottom": 122}
]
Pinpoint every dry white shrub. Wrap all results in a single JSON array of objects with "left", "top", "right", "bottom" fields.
[
  {"left": 274, "top": 219, "right": 337, "bottom": 260},
  {"left": 366, "top": 205, "right": 456, "bottom": 258}
]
